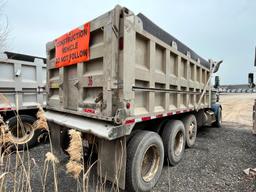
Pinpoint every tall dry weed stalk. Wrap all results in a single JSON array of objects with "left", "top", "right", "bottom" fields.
[
  {"left": 42, "top": 152, "right": 59, "bottom": 192},
  {"left": 0, "top": 96, "right": 119, "bottom": 192},
  {"left": 66, "top": 130, "right": 83, "bottom": 179},
  {"left": 35, "top": 105, "right": 60, "bottom": 192},
  {"left": 0, "top": 101, "right": 58, "bottom": 192},
  {"left": 0, "top": 120, "right": 11, "bottom": 144},
  {"left": 34, "top": 105, "right": 49, "bottom": 131}
]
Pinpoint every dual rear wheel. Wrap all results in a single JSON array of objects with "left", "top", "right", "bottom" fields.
[
  {"left": 126, "top": 131, "right": 164, "bottom": 192},
  {"left": 161, "top": 114, "right": 198, "bottom": 166},
  {"left": 126, "top": 114, "right": 197, "bottom": 191},
  {"left": 161, "top": 120, "right": 186, "bottom": 166}
]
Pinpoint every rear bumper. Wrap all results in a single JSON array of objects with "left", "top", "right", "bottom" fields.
[
  {"left": 45, "top": 110, "right": 131, "bottom": 140},
  {"left": 46, "top": 109, "right": 127, "bottom": 189}
]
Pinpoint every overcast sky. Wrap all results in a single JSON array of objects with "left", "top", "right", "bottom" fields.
[{"left": 3, "top": 0, "right": 256, "bottom": 84}]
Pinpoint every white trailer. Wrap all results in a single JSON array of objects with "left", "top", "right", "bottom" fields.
[
  {"left": 0, "top": 51, "right": 46, "bottom": 148},
  {"left": 46, "top": 5, "right": 222, "bottom": 191}
]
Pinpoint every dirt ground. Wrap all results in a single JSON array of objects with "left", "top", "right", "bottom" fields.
[
  {"left": 4, "top": 93, "right": 256, "bottom": 192},
  {"left": 220, "top": 93, "right": 256, "bottom": 127}
]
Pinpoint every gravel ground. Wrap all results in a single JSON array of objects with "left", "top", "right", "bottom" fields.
[
  {"left": 3, "top": 121, "right": 256, "bottom": 192},
  {"left": 154, "top": 122, "right": 256, "bottom": 192}
]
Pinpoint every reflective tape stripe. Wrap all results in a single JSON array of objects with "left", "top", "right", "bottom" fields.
[{"left": 123, "top": 108, "right": 195, "bottom": 125}]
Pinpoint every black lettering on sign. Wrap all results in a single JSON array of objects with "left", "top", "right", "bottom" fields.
[{"left": 55, "top": 23, "right": 90, "bottom": 68}]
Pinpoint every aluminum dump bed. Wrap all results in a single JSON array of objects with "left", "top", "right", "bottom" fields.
[
  {"left": 0, "top": 52, "right": 46, "bottom": 110},
  {"left": 46, "top": 5, "right": 211, "bottom": 127},
  {"left": 46, "top": 6, "right": 221, "bottom": 190}
]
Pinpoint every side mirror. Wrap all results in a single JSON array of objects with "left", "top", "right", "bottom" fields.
[
  {"left": 248, "top": 73, "right": 255, "bottom": 88},
  {"left": 214, "top": 76, "right": 220, "bottom": 88},
  {"left": 212, "top": 60, "right": 223, "bottom": 73}
]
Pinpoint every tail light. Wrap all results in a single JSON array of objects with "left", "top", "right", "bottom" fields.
[{"left": 119, "top": 37, "right": 124, "bottom": 50}]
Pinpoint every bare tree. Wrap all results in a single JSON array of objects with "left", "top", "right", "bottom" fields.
[{"left": 0, "top": 0, "right": 8, "bottom": 53}]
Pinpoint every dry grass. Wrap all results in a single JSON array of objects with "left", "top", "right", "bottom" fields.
[
  {"left": 66, "top": 160, "right": 83, "bottom": 179},
  {"left": 0, "top": 92, "right": 122, "bottom": 192},
  {"left": 66, "top": 130, "right": 82, "bottom": 162},
  {"left": 0, "top": 124, "right": 11, "bottom": 144},
  {"left": 43, "top": 152, "right": 59, "bottom": 192},
  {"left": 0, "top": 93, "right": 55, "bottom": 192},
  {"left": 66, "top": 129, "right": 83, "bottom": 179},
  {"left": 34, "top": 105, "right": 49, "bottom": 131}
]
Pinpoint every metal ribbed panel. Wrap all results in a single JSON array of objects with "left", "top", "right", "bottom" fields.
[{"left": 137, "top": 13, "right": 210, "bottom": 69}]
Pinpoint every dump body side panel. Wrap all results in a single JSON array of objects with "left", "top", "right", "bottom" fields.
[{"left": 121, "top": 13, "right": 211, "bottom": 123}]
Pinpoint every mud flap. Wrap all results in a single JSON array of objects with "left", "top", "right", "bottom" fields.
[
  {"left": 97, "top": 137, "right": 126, "bottom": 190},
  {"left": 48, "top": 121, "right": 67, "bottom": 159}
]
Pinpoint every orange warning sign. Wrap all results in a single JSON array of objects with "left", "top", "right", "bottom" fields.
[{"left": 55, "top": 23, "right": 90, "bottom": 68}]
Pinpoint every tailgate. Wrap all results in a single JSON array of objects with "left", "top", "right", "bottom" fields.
[{"left": 46, "top": 6, "right": 122, "bottom": 122}]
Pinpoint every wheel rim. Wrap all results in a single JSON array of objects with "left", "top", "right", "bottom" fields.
[
  {"left": 9, "top": 122, "right": 35, "bottom": 145},
  {"left": 188, "top": 122, "right": 195, "bottom": 140},
  {"left": 174, "top": 131, "right": 184, "bottom": 156},
  {"left": 141, "top": 144, "right": 161, "bottom": 182}
]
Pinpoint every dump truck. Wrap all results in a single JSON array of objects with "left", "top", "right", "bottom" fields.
[
  {"left": 46, "top": 5, "right": 222, "bottom": 191},
  {"left": 0, "top": 51, "right": 46, "bottom": 148},
  {"left": 248, "top": 47, "right": 256, "bottom": 134}
]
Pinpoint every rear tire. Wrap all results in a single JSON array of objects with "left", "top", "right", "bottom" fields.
[
  {"left": 181, "top": 114, "right": 197, "bottom": 148},
  {"left": 126, "top": 131, "right": 164, "bottom": 192},
  {"left": 161, "top": 120, "right": 185, "bottom": 166},
  {"left": 7, "top": 115, "right": 40, "bottom": 150}
]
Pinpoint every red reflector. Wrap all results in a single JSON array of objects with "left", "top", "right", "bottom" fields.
[
  {"left": 156, "top": 114, "right": 163, "bottom": 118},
  {"left": 0, "top": 107, "right": 14, "bottom": 111},
  {"left": 119, "top": 37, "right": 124, "bottom": 50},
  {"left": 142, "top": 116, "right": 151, "bottom": 121},
  {"left": 84, "top": 108, "right": 95, "bottom": 114},
  {"left": 124, "top": 119, "right": 135, "bottom": 125},
  {"left": 126, "top": 102, "right": 131, "bottom": 109}
]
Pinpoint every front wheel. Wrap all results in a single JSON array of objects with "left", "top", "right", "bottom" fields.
[
  {"left": 213, "top": 107, "right": 222, "bottom": 128},
  {"left": 126, "top": 131, "right": 164, "bottom": 192}
]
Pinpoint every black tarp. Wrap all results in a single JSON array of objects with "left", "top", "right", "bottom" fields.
[
  {"left": 4, "top": 51, "right": 46, "bottom": 63},
  {"left": 137, "top": 13, "right": 210, "bottom": 69}
]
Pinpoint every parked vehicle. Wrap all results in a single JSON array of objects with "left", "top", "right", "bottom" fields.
[
  {"left": 221, "top": 88, "right": 227, "bottom": 93},
  {"left": 45, "top": 5, "right": 222, "bottom": 191},
  {"left": 0, "top": 51, "right": 46, "bottom": 149},
  {"left": 248, "top": 48, "right": 256, "bottom": 134},
  {"left": 247, "top": 88, "right": 252, "bottom": 93},
  {"left": 237, "top": 88, "right": 242, "bottom": 93}
]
